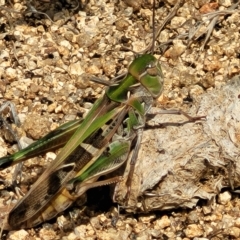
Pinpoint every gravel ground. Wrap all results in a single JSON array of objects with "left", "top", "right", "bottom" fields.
[{"left": 0, "top": 0, "right": 240, "bottom": 239}]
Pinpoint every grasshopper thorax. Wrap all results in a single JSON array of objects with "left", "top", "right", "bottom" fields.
[{"left": 128, "top": 54, "right": 164, "bottom": 98}]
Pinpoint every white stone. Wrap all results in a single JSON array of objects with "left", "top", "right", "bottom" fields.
[
  {"left": 8, "top": 230, "right": 29, "bottom": 240},
  {"left": 218, "top": 191, "right": 232, "bottom": 205}
]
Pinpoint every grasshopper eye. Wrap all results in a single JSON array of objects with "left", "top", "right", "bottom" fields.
[{"left": 145, "top": 62, "right": 159, "bottom": 77}]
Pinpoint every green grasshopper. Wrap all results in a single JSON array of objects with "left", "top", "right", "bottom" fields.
[
  {"left": 0, "top": 0, "right": 200, "bottom": 230},
  {"left": 0, "top": 39, "right": 165, "bottom": 233},
  {"left": 0, "top": 53, "right": 163, "bottom": 229}
]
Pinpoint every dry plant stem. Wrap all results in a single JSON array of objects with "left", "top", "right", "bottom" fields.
[
  {"left": 201, "top": 5, "right": 240, "bottom": 49},
  {"left": 164, "top": 4, "right": 240, "bottom": 50},
  {"left": 183, "top": 1, "right": 240, "bottom": 48},
  {"left": 197, "top": 1, "right": 240, "bottom": 49},
  {"left": 25, "top": 2, "right": 55, "bottom": 23},
  {"left": 200, "top": 14, "right": 218, "bottom": 50}
]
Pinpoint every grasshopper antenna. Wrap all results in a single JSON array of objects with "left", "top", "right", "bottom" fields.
[{"left": 151, "top": 0, "right": 156, "bottom": 54}]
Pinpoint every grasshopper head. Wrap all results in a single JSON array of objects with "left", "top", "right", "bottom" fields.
[{"left": 128, "top": 54, "right": 164, "bottom": 98}]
